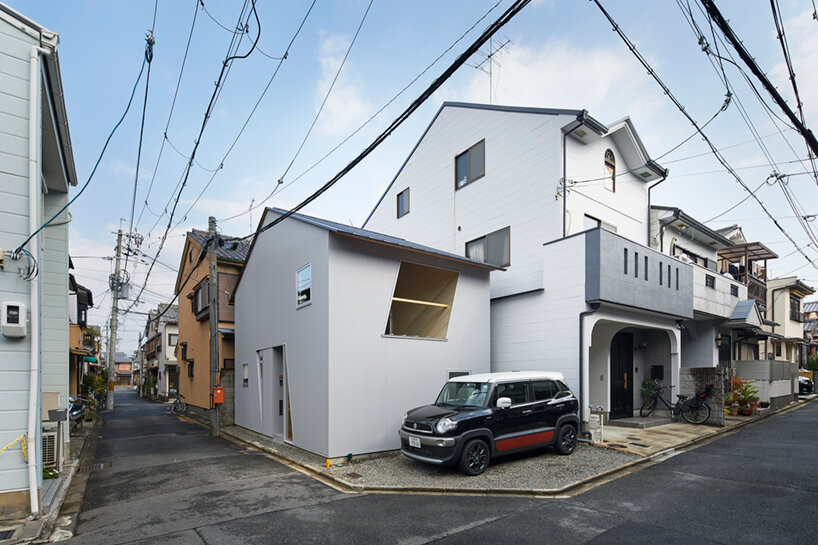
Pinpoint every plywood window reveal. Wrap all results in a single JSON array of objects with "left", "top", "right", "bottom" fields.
[
  {"left": 384, "top": 261, "right": 458, "bottom": 339},
  {"left": 397, "top": 187, "right": 410, "bottom": 218}
]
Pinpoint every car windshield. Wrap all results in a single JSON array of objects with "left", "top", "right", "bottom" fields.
[{"left": 435, "top": 381, "right": 490, "bottom": 408}]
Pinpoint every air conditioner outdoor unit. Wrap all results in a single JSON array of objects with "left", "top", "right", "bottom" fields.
[{"left": 42, "top": 430, "right": 58, "bottom": 468}]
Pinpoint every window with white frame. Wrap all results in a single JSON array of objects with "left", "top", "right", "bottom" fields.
[
  {"left": 296, "top": 264, "right": 311, "bottom": 306},
  {"left": 466, "top": 227, "right": 510, "bottom": 267},
  {"left": 604, "top": 149, "right": 616, "bottom": 192}
]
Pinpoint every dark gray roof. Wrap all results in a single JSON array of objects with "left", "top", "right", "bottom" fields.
[
  {"left": 267, "top": 208, "right": 502, "bottom": 271},
  {"left": 729, "top": 299, "right": 756, "bottom": 321},
  {"left": 114, "top": 351, "right": 131, "bottom": 364},
  {"left": 188, "top": 229, "right": 251, "bottom": 264},
  {"left": 803, "top": 301, "right": 818, "bottom": 314},
  {"left": 805, "top": 319, "right": 817, "bottom": 333}
]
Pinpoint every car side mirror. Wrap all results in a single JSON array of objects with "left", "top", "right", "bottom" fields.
[{"left": 496, "top": 397, "right": 512, "bottom": 409}]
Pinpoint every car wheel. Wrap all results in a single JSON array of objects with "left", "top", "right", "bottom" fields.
[
  {"left": 554, "top": 424, "right": 577, "bottom": 455},
  {"left": 458, "top": 439, "right": 490, "bottom": 476}
]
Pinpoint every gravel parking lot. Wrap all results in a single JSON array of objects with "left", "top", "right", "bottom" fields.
[{"left": 222, "top": 425, "right": 640, "bottom": 494}]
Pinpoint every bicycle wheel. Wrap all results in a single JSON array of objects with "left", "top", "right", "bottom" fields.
[
  {"left": 171, "top": 401, "right": 186, "bottom": 416},
  {"left": 681, "top": 401, "right": 710, "bottom": 424},
  {"left": 640, "top": 396, "right": 658, "bottom": 417}
]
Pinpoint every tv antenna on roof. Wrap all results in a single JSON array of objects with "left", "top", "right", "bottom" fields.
[{"left": 468, "top": 36, "right": 512, "bottom": 104}]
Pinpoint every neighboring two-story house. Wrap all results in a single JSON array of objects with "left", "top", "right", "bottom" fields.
[
  {"left": 762, "top": 277, "right": 814, "bottom": 365},
  {"left": 68, "top": 270, "right": 95, "bottom": 397},
  {"left": 140, "top": 304, "right": 178, "bottom": 399},
  {"left": 174, "top": 229, "right": 249, "bottom": 423},
  {"left": 364, "top": 102, "right": 690, "bottom": 423},
  {"left": 0, "top": 3, "right": 78, "bottom": 518},
  {"left": 113, "top": 352, "right": 132, "bottom": 386}
]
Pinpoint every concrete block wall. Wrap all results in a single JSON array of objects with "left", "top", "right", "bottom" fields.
[
  {"left": 733, "top": 360, "right": 797, "bottom": 410},
  {"left": 220, "top": 370, "right": 235, "bottom": 426},
  {"left": 680, "top": 367, "right": 727, "bottom": 426}
]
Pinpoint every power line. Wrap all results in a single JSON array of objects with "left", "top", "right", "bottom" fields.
[
  {"left": 218, "top": 0, "right": 508, "bottom": 223},
  {"left": 698, "top": 0, "right": 818, "bottom": 163},
  {"left": 591, "top": 0, "right": 816, "bottom": 271},
  {"left": 123, "top": 0, "right": 261, "bottom": 316},
  {"left": 171, "top": 0, "right": 319, "bottom": 226},
  {"left": 16, "top": 46, "right": 149, "bottom": 253},
  {"left": 137, "top": 0, "right": 200, "bottom": 227},
  {"left": 240, "top": 0, "right": 533, "bottom": 243}
]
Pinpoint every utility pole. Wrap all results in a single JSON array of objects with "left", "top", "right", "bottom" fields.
[
  {"left": 208, "top": 216, "right": 220, "bottom": 436},
  {"left": 106, "top": 228, "right": 123, "bottom": 410}
]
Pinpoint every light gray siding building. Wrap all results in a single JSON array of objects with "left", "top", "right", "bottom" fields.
[
  {"left": 364, "top": 102, "right": 701, "bottom": 425},
  {"left": 233, "top": 209, "right": 496, "bottom": 458},
  {"left": 0, "top": 3, "right": 77, "bottom": 518}
]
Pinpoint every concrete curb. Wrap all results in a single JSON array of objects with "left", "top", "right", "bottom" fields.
[{"left": 189, "top": 396, "right": 817, "bottom": 498}]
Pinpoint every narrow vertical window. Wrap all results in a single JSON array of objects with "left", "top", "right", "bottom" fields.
[
  {"left": 604, "top": 149, "right": 616, "bottom": 192},
  {"left": 242, "top": 363, "right": 249, "bottom": 386},
  {"left": 396, "top": 188, "right": 410, "bottom": 218},
  {"left": 634, "top": 252, "right": 639, "bottom": 278},
  {"left": 644, "top": 256, "right": 648, "bottom": 281},
  {"left": 659, "top": 262, "right": 663, "bottom": 286},
  {"left": 676, "top": 268, "right": 679, "bottom": 290},
  {"left": 624, "top": 248, "right": 628, "bottom": 274},
  {"left": 296, "top": 264, "right": 311, "bottom": 306},
  {"left": 668, "top": 265, "right": 671, "bottom": 288}
]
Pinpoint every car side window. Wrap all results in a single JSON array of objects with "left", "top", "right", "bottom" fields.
[
  {"left": 532, "top": 380, "right": 558, "bottom": 401},
  {"left": 495, "top": 382, "right": 530, "bottom": 405}
]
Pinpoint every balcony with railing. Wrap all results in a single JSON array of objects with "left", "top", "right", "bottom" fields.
[{"left": 717, "top": 242, "right": 777, "bottom": 312}]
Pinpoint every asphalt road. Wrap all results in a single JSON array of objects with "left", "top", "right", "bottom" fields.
[{"left": 65, "top": 390, "right": 818, "bottom": 544}]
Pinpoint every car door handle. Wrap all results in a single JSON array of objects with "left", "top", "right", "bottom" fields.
[{"left": 522, "top": 409, "right": 532, "bottom": 415}]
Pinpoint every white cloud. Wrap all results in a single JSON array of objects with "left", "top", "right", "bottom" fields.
[
  {"left": 452, "top": 39, "right": 665, "bottom": 123},
  {"left": 314, "top": 33, "right": 372, "bottom": 136},
  {"left": 769, "top": 9, "right": 818, "bottom": 124}
]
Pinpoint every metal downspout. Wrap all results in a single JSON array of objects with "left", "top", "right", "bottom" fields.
[
  {"left": 647, "top": 171, "right": 669, "bottom": 245},
  {"left": 27, "top": 44, "right": 49, "bottom": 519},
  {"left": 562, "top": 116, "right": 584, "bottom": 238},
  {"left": 578, "top": 303, "right": 600, "bottom": 438}
]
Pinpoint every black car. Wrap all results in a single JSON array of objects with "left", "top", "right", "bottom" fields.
[
  {"left": 399, "top": 372, "right": 579, "bottom": 475},
  {"left": 799, "top": 375, "right": 814, "bottom": 395}
]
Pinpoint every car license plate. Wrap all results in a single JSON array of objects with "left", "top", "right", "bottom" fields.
[{"left": 408, "top": 435, "right": 421, "bottom": 448}]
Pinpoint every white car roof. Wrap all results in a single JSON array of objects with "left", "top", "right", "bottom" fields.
[{"left": 448, "top": 371, "right": 565, "bottom": 383}]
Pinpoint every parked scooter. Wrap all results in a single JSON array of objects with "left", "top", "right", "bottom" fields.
[{"left": 68, "top": 396, "right": 86, "bottom": 431}]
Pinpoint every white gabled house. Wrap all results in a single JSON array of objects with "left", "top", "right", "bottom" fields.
[
  {"left": 364, "top": 102, "right": 698, "bottom": 424},
  {"left": 232, "top": 208, "right": 497, "bottom": 458}
]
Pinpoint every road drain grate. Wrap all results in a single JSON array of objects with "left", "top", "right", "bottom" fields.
[
  {"left": 78, "top": 462, "right": 110, "bottom": 472},
  {"left": 0, "top": 529, "right": 15, "bottom": 540},
  {"left": 345, "top": 472, "right": 362, "bottom": 479}
]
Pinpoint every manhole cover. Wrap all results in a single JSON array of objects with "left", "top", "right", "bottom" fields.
[
  {"left": 345, "top": 472, "right": 362, "bottom": 479},
  {"left": 0, "top": 529, "right": 15, "bottom": 540}
]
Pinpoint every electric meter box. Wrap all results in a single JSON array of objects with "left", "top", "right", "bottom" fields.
[{"left": 1, "top": 301, "right": 27, "bottom": 337}]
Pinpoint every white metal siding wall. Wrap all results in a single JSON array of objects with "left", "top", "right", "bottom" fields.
[
  {"left": 0, "top": 16, "right": 38, "bottom": 495},
  {"left": 365, "top": 106, "right": 571, "bottom": 299},
  {"left": 565, "top": 135, "right": 649, "bottom": 244},
  {"left": 491, "top": 234, "right": 587, "bottom": 392},
  {"left": 326, "top": 235, "right": 491, "bottom": 457},
  {"left": 234, "top": 216, "right": 330, "bottom": 456},
  {"left": 41, "top": 191, "right": 69, "bottom": 448}
]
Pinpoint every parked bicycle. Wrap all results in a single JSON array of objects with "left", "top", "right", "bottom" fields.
[
  {"left": 639, "top": 379, "right": 712, "bottom": 424},
  {"left": 170, "top": 391, "right": 187, "bottom": 416}
]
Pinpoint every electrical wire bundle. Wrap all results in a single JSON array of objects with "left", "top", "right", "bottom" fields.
[{"left": 11, "top": 248, "right": 38, "bottom": 281}]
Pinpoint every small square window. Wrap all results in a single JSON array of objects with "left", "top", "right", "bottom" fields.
[
  {"left": 187, "top": 362, "right": 194, "bottom": 378},
  {"left": 296, "top": 264, "right": 311, "bottom": 306},
  {"left": 168, "top": 334, "right": 178, "bottom": 346},
  {"left": 466, "top": 227, "right": 510, "bottom": 267},
  {"left": 455, "top": 140, "right": 485, "bottom": 189},
  {"left": 397, "top": 188, "right": 410, "bottom": 218},
  {"left": 730, "top": 284, "right": 739, "bottom": 297},
  {"left": 705, "top": 274, "right": 715, "bottom": 289}
]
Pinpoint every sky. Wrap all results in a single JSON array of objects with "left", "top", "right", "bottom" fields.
[{"left": 6, "top": 0, "right": 818, "bottom": 354}]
